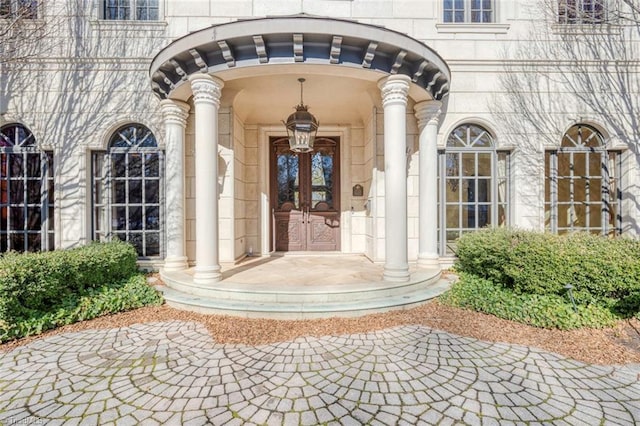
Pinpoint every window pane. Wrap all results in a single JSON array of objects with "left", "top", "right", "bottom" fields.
[
  {"left": 27, "top": 180, "right": 40, "bottom": 204},
  {"left": 146, "top": 233, "right": 160, "bottom": 256},
  {"left": 146, "top": 206, "right": 159, "bottom": 230},
  {"left": 26, "top": 207, "right": 40, "bottom": 230},
  {"left": 145, "top": 180, "right": 159, "bottom": 203},
  {"left": 144, "top": 153, "right": 159, "bottom": 177},
  {"left": 137, "top": 0, "right": 159, "bottom": 20},
  {"left": 114, "top": 181, "right": 127, "bottom": 204},
  {"left": 112, "top": 154, "right": 126, "bottom": 177},
  {"left": 129, "top": 206, "right": 142, "bottom": 230},
  {"left": 129, "top": 153, "right": 142, "bottom": 177},
  {"left": 27, "top": 233, "right": 40, "bottom": 252},
  {"left": 128, "top": 179, "right": 142, "bottom": 203},
  {"left": 130, "top": 233, "right": 143, "bottom": 255},
  {"left": 9, "top": 155, "right": 24, "bottom": 177},
  {"left": 589, "top": 179, "right": 601, "bottom": 201},
  {"left": 11, "top": 233, "right": 24, "bottom": 251},
  {"left": 446, "top": 205, "right": 459, "bottom": 228},
  {"left": 113, "top": 206, "right": 127, "bottom": 230},
  {"left": 9, "top": 180, "right": 24, "bottom": 204}
]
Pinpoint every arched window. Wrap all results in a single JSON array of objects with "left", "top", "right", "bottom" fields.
[
  {"left": 438, "top": 124, "right": 509, "bottom": 255},
  {"left": 0, "top": 124, "right": 54, "bottom": 252},
  {"left": 545, "top": 124, "right": 619, "bottom": 235},
  {"left": 92, "top": 124, "right": 163, "bottom": 258}
]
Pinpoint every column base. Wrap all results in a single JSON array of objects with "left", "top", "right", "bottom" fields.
[
  {"left": 417, "top": 253, "right": 441, "bottom": 269},
  {"left": 162, "top": 256, "right": 189, "bottom": 272},
  {"left": 383, "top": 264, "right": 410, "bottom": 282},
  {"left": 193, "top": 265, "right": 222, "bottom": 285}
]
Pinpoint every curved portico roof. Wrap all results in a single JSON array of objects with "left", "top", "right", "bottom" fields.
[{"left": 149, "top": 15, "right": 451, "bottom": 101}]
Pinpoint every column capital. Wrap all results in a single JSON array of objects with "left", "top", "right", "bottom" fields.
[
  {"left": 414, "top": 100, "right": 443, "bottom": 130},
  {"left": 189, "top": 74, "right": 224, "bottom": 107},
  {"left": 160, "top": 99, "right": 190, "bottom": 128},
  {"left": 378, "top": 75, "right": 411, "bottom": 108}
]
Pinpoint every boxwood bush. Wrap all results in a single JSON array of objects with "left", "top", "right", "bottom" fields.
[
  {"left": 448, "top": 229, "right": 640, "bottom": 325},
  {"left": 440, "top": 273, "right": 618, "bottom": 329},
  {"left": 0, "top": 241, "right": 162, "bottom": 342},
  {"left": 455, "top": 229, "right": 640, "bottom": 308},
  {"left": 0, "top": 274, "right": 163, "bottom": 343}
]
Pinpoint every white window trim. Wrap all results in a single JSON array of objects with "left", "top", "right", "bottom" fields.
[
  {"left": 441, "top": 0, "right": 496, "bottom": 24},
  {"left": 436, "top": 22, "right": 510, "bottom": 33},
  {"left": 99, "top": 0, "right": 163, "bottom": 22}
]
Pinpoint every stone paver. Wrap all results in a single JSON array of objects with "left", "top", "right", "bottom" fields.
[{"left": 1, "top": 321, "right": 639, "bottom": 425}]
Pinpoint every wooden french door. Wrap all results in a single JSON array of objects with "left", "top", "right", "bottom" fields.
[{"left": 271, "top": 137, "right": 340, "bottom": 251}]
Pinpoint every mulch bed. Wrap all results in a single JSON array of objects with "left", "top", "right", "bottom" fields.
[{"left": 1, "top": 300, "right": 639, "bottom": 366}]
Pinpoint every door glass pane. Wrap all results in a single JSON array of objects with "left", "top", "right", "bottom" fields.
[
  {"left": 310, "top": 146, "right": 334, "bottom": 210},
  {"left": 276, "top": 148, "right": 299, "bottom": 209}
]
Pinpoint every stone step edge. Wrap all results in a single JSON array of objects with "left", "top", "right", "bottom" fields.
[{"left": 154, "top": 276, "right": 455, "bottom": 319}]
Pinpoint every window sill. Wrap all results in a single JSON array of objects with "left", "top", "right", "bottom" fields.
[
  {"left": 435, "top": 23, "right": 510, "bottom": 34},
  {"left": 91, "top": 19, "right": 168, "bottom": 31},
  {"left": 551, "top": 23, "right": 621, "bottom": 35}
]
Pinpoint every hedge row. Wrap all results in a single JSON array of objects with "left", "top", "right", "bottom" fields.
[
  {"left": 454, "top": 229, "right": 640, "bottom": 315},
  {"left": 0, "top": 274, "right": 163, "bottom": 343},
  {"left": 440, "top": 273, "right": 618, "bottom": 329},
  {"left": 0, "top": 241, "right": 139, "bottom": 324}
]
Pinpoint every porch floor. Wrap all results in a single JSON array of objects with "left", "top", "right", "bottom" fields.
[{"left": 157, "top": 254, "right": 455, "bottom": 319}]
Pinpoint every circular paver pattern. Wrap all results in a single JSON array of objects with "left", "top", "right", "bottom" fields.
[{"left": 0, "top": 321, "right": 639, "bottom": 425}]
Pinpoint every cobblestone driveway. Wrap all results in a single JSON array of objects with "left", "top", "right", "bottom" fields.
[{"left": 1, "top": 321, "right": 639, "bottom": 425}]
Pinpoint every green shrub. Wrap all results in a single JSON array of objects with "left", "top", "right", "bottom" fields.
[
  {"left": 440, "top": 273, "right": 618, "bottom": 329},
  {"left": 0, "top": 241, "right": 138, "bottom": 324},
  {"left": 453, "top": 227, "right": 514, "bottom": 285},
  {"left": 454, "top": 229, "right": 640, "bottom": 309},
  {"left": 0, "top": 274, "right": 163, "bottom": 343}
]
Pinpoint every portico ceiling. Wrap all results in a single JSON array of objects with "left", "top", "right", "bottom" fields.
[{"left": 149, "top": 15, "right": 451, "bottom": 105}]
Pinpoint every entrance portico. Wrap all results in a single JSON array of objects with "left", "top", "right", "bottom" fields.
[{"left": 150, "top": 15, "right": 451, "bottom": 317}]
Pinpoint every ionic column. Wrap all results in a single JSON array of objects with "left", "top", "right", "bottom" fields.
[
  {"left": 378, "top": 75, "right": 411, "bottom": 282},
  {"left": 414, "top": 100, "right": 442, "bottom": 269},
  {"left": 160, "top": 99, "right": 190, "bottom": 271},
  {"left": 189, "top": 74, "right": 224, "bottom": 285}
]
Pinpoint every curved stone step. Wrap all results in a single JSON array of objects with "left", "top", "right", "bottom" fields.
[{"left": 155, "top": 274, "right": 456, "bottom": 319}]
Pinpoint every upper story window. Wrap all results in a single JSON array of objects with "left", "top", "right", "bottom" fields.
[
  {"left": 558, "top": 0, "right": 606, "bottom": 24},
  {"left": 443, "top": 0, "right": 494, "bottom": 23},
  {"left": 103, "top": 0, "right": 158, "bottom": 21},
  {"left": 0, "top": 0, "right": 38, "bottom": 19}
]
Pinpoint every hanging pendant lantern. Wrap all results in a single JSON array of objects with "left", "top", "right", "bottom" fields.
[{"left": 283, "top": 78, "right": 319, "bottom": 153}]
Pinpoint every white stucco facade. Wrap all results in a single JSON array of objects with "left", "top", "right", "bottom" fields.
[{"left": 1, "top": 0, "right": 638, "bottom": 277}]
